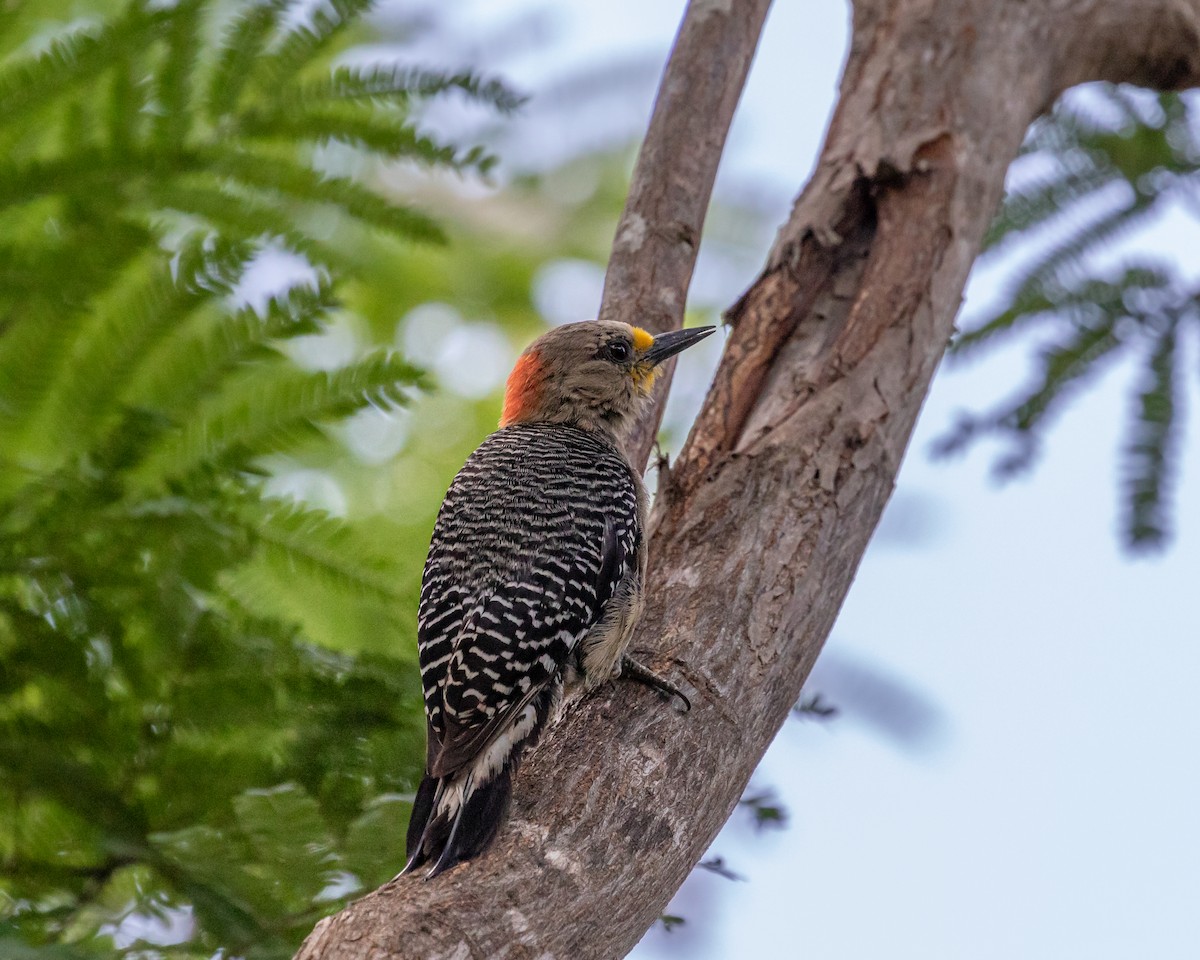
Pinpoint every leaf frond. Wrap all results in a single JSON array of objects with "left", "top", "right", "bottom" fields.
[
  {"left": 1016, "top": 197, "right": 1156, "bottom": 292},
  {"left": 206, "top": 0, "right": 289, "bottom": 120},
  {"left": 204, "top": 148, "right": 445, "bottom": 243},
  {"left": 253, "top": 0, "right": 375, "bottom": 90},
  {"left": 126, "top": 279, "right": 339, "bottom": 416},
  {"left": 1006, "top": 314, "right": 1125, "bottom": 436},
  {"left": 0, "top": 7, "right": 167, "bottom": 125},
  {"left": 299, "top": 63, "right": 523, "bottom": 113},
  {"left": 235, "top": 104, "right": 497, "bottom": 171},
  {"left": 133, "top": 348, "right": 424, "bottom": 485},
  {"left": 1122, "top": 325, "right": 1182, "bottom": 549},
  {"left": 147, "top": 178, "right": 355, "bottom": 270},
  {"left": 236, "top": 500, "right": 406, "bottom": 605},
  {"left": 0, "top": 302, "right": 81, "bottom": 444},
  {"left": 28, "top": 237, "right": 254, "bottom": 455},
  {"left": 152, "top": 0, "right": 211, "bottom": 151},
  {"left": 984, "top": 164, "right": 1114, "bottom": 251},
  {"left": 952, "top": 264, "right": 1171, "bottom": 357},
  {"left": 107, "top": 48, "right": 138, "bottom": 156}
]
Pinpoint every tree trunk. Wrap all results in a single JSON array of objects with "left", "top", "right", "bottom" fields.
[{"left": 295, "top": 1, "right": 1200, "bottom": 957}]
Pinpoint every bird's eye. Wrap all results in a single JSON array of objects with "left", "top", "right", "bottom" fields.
[{"left": 604, "top": 340, "right": 631, "bottom": 363}]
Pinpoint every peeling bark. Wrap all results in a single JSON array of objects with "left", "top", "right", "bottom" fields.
[{"left": 295, "top": 1, "right": 1200, "bottom": 958}]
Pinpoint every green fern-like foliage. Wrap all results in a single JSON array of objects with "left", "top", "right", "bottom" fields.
[
  {"left": 0, "top": 1, "right": 515, "bottom": 956},
  {"left": 938, "top": 86, "right": 1198, "bottom": 550}
]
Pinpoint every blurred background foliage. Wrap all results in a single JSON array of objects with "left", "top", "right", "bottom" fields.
[
  {"left": 0, "top": 0, "right": 500, "bottom": 955},
  {"left": 938, "top": 87, "right": 1200, "bottom": 550},
  {"left": 1, "top": 0, "right": 1198, "bottom": 957}
]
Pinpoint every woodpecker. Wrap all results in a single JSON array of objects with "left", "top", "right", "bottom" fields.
[{"left": 401, "top": 319, "right": 714, "bottom": 878}]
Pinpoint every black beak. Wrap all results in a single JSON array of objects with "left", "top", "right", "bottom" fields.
[{"left": 642, "top": 326, "right": 716, "bottom": 366}]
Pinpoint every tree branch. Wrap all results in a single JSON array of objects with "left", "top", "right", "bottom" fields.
[
  {"left": 295, "top": 2, "right": 1200, "bottom": 958},
  {"left": 600, "top": 0, "right": 772, "bottom": 472}
]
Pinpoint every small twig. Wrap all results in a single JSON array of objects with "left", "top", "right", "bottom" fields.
[
  {"left": 739, "top": 789, "right": 788, "bottom": 831},
  {"left": 697, "top": 856, "right": 744, "bottom": 882},
  {"left": 652, "top": 439, "right": 671, "bottom": 488},
  {"left": 792, "top": 693, "right": 838, "bottom": 721}
]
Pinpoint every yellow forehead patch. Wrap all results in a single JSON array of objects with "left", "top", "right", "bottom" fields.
[{"left": 631, "top": 327, "right": 655, "bottom": 352}]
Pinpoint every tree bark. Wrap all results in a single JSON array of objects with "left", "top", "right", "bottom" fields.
[
  {"left": 296, "top": 1, "right": 1200, "bottom": 958},
  {"left": 599, "top": 0, "right": 772, "bottom": 471}
]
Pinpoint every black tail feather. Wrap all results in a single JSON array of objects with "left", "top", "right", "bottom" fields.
[
  {"left": 400, "top": 774, "right": 441, "bottom": 874},
  {"left": 402, "top": 685, "right": 558, "bottom": 878},
  {"left": 426, "top": 775, "right": 472, "bottom": 880},
  {"left": 400, "top": 766, "right": 514, "bottom": 878},
  {"left": 450, "top": 766, "right": 512, "bottom": 865}
]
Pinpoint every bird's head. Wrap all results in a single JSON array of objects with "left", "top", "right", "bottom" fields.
[{"left": 499, "top": 320, "right": 715, "bottom": 439}]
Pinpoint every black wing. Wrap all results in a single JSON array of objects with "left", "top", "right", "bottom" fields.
[{"left": 416, "top": 424, "right": 639, "bottom": 776}]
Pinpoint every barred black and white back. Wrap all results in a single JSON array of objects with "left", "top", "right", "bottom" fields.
[{"left": 402, "top": 422, "right": 643, "bottom": 877}]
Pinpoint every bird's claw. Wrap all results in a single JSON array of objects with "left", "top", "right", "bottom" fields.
[{"left": 619, "top": 655, "right": 691, "bottom": 712}]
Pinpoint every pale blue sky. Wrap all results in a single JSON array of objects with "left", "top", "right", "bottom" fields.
[{"left": 395, "top": 1, "right": 1200, "bottom": 956}]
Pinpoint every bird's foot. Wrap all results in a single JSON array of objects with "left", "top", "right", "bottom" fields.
[{"left": 619, "top": 655, "right": 690, "bottom": 712}]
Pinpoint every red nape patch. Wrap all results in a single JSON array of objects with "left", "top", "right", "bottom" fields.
[{"left": 500, "top": 351, "right": 545, "bottom": 426}]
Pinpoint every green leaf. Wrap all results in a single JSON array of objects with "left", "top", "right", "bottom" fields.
[
  {"left": 0, "top": 0, "right": 511, "bottom": 952},
  {"left": 984, "top": 165, "right": 1113, "bottom": 251},
  {"left": 20, "top": 239, "right": 253, "bottom": 460},
  {"left": 132, "top": 348, "right": 424, "bottom": 484},
  {"left": 127, "top": 280, "right": 338, "bottom": 415},
  {"left": 239, "top": 500, "right": 408, "bottom": 605},
  {"left": 232, "top": 783, "right": 338, "bottom": 907},
  {"left": 146, "top": 178, "right": 356, "bottom": 270},
  {"left": 1011, "top": 197, "right": 1156, "bottom": 297},
  {"left": 0, "top": 930, "right": 105, "bottom": 960},
  {"left": 251, "top": 0, "right": 375, "bottom": 91},
  {"left": 947, "top": 85, "right": 1200, "bottom": 553},
  {"left": 952, "top": 264, "right": 1169, "bottom": 357},
  {"left": 236, "top": 104, "right": 495, "bottom": 170},
  {"left": 107, "top": 48, "right": 138, "bottom": 156},
  {"left": 296, "top": 63, "right": 523, "bottom": 113},
  {"left": 206, "top": 0, "right": 288, "bottom": 120},
  {"left": 1123, "top": 326, "right": 1181, "bottom": 548},
  {"left": 0, "top": 10, "right": 165, "bottom": 123},
  {"left": 152, "top": 0, "right": 210, "bottom": 151},
  {"left": 342, "top": 794, "right": 412, "bottom": 888},
  {"left": 149, "top": 825, "right": 274, "bottom": 948},
  {"left": 205, "top": 148, "right": 446, "bottom": 243},
  {"left": 1009, "top": 314, "right": 1124, "bottom": 434}
]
